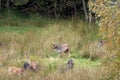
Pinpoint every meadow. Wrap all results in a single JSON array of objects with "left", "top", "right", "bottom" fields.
[{"left": 0, "top": 13, "right": 104, "bottom": 80}]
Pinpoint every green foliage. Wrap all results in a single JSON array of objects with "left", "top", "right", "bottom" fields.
[
  {"left": 0, "top": 0, "right": 89, "bottom": 18},
  {"left": 0, "top": 11, "right": 49, "bottom": 27}
]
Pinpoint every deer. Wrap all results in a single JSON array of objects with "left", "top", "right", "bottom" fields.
[
  {"left": 24, "top": 54, "right": 39, "bottom": 72},
  {"left": 52, "top": 36, "right": 70, "bottom": 57},
  {"left": 98, "top": 39, "right": 106, "bottom": 48},
  {"left": 96, "top": 39, "right": 106, "bottom": 58},
  {"left": 8, "top": 62, "right": 39, "bottom": 76},
  {"left": 59, "top": 59, "right": 74, "bottom": 73},
  {"left": 67, "top": 59, "right": 74, "bottom": 70},
  {"left": 8, "top": 66, "right": 25, "bottom": 76},
  {"left": 8, "top": 62, "right": 32, "bottom": 76},
  {"left": 53, "top": 42, "right": 69, "bottom": 53},
  {"left": 28, "top": 61, "right": 39, "bottom": 72},
  {"left": 52, "top": 42, "right": 70, "bottom": 57}
]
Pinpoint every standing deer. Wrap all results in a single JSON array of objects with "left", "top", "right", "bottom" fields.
[
  {"left": 52, "top": 42, "right": 70, "bottom": 56},
  {"left": 52, "top": 35, "right": 70, "bottom": 57}
]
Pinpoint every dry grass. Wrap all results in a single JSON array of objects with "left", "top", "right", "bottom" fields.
[
  {"left": 0, "top": 15, "right": 104, "bottom": 80},
  {"left": 80, "top": 41, "right": 106, "bottom": 60},
  {"left": 45, "top": 67, "right": 104, "bottom": 80},
  {"left": 0, "top": 65, "right": 104, "bottom": 80}
]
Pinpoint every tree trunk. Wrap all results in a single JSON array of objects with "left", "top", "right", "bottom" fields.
[
  {"left": 0, "top": 0, "right": 1, "bottom": 10},
  {"left": 89, "top": 12, "right": 92, "bottom": 23},
  {"left": 6, "top": 0, "right": 10, "bottom": 13},
  {"left": 73, "top": 4, "right": 77, "bottom": 17},
  {"left": 82, "top": 0, "right": 88, "bottom": 20},
  {"left": 54, "top": 1, "right": 57, "bottom": 18}
]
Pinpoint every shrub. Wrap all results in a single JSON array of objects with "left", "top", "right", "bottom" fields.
[{"left": 89, "top": 0, "right": 120, "bottom": 79}]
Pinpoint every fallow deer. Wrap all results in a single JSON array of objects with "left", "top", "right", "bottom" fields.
[
  {"left": 67, "top": 59, "right": 74, "bottom": 70},
  {"left": 8, "top": 67, "right": 25, "bottom": 76},
  {"left": 52, "top": 42, "right": 70, "bottom": 54},
  {"left": 29, "top": 61, "right": 39, "bottom": 72}
]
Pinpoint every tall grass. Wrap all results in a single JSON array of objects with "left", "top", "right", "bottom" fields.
[{"left": 0, "top": 13, "right": 104, "bottom": 80}]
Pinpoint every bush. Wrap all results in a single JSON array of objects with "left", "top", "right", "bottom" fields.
[{"left": 89, "top": 0, "right": 120, "bottom": 79}]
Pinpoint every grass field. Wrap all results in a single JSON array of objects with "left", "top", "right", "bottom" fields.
[{"left": 0, "top": 14, "right": 104, "bottom": 80}]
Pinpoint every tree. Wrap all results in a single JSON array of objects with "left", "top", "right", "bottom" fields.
[
  {"left": 89, "top": 0, "right": 120, "bottom": 79},
  {"left": 0, "top": 0, "right": 1, "bottom": 9},
  {"left": 82, "top": 0, "right": 88, "bottom": 20},
  {"left": 0, "top": 0, "right": 89, "bottom": 18},
  {"left": 6, "top": 0, "right": 10, "bottom": 13}
]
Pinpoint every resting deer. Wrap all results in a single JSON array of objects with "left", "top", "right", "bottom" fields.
[
  {"left": 29, "top": 61, "right": 39, "bottom": 72},
  {"left": 97, "top": 39, "right": 106, "bottom": 58},
  {"left": 67, "top": 59, "right": 74, "bottom": 70},
  {"left": 98, "top": 40, "right": 106, "bottom": 48},
  {"left": 8, "top": 62, "right": 39, "bottom": 76},
  {"left": 25, "top": 54, "right": 39, "bottom": 72},
  {"left": 8, "top": 67, "right": 25, "bottom": 76},
  {"left": 59, "top": 59, "right": 74, "bottom": 73},
  {"left": 8, "top": 62, "right": 32, "bottom": 76}
]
